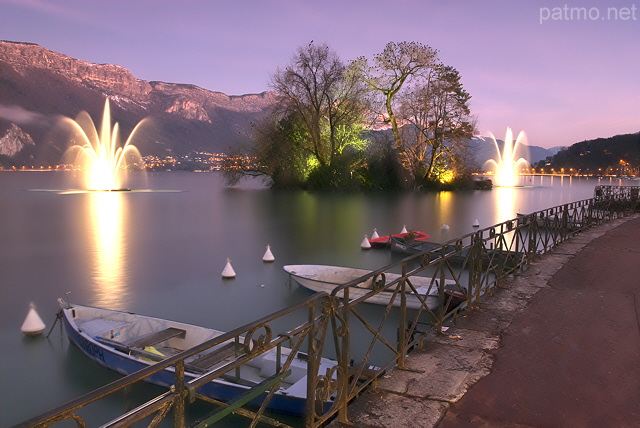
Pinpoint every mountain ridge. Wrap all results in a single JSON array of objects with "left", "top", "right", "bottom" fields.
[{"left": 0, "top": 40, "right": 278, "bottom": 166}]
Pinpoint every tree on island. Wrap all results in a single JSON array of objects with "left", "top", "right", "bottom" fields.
[
  {"left": 223, "top": 41, "right": 478, "bottom": 191},
  {"left": 398, "top": 65, "right": 477, "bottom": 185},
  {"left": 224, "top": 42, "right": 371, "bottom": 190},
  {"left": 351, "top": 42, "right": 438, "bottom": 155},
  {"left": 352, "top": 42, "right": 477, "bottom": 188},
  {"left": 271, "top": 42, "right": 370, "bottom": 168}
]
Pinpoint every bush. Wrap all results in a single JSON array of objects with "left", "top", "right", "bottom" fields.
[
  {"left": 359, "top": 139, "right": 405, "bottom": 190},
  {"left": 418, "top": 174, "right": 492, "bottom": 191},
  {"left": 305, "top": 156, "right": 363, "bottom": 191}
]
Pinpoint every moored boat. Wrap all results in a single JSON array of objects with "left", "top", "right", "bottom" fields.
[
  {"left": 389, "top": 236, "right": 472, "bottom": 264},
  {"left": 389, "top": 236, "right": 479, "bottom": 264},
  {"left": 57, "top": 298, "right": 338, "bottom": 416},
  {"left": 284, "top": 265, "right": 464, "bottom": 309},
  {"left": 368, "top": 230, "right": 429, "bottom": 248},
  {"left": 390, "top": 236, "right": 525, "bottom": 270},
  {"left": 389, "top": 236, "right": 447, "bottom": 255}
]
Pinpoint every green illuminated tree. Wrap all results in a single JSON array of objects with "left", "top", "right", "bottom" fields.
[
  {"left": 225, "top": 42, "right": 370, "bottom": 189},
  {"left": 270, "top": 42, "right": 370, "bottom": 169}
]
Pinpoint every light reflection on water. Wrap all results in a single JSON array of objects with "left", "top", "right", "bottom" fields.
[
  {"left": 1, "top": 171, "right": 636, "bottom": 426},
  {"left": 86, "top": 191, "right": 129, "bottom": 309},
  {"left": 495, "top": 186, "right": 519, "bottom": 224}
]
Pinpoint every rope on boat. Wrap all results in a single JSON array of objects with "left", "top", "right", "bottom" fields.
[{"left": 46, "top": 310, "right": 63, "bottom": 339}]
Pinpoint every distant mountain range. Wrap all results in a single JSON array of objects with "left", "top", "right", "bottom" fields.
[
  {"left": 0, "top": 40, "right": 579, "bottom": 169},
  {"left": 0, "top": 40, "right": 277, "bottom": 166}
]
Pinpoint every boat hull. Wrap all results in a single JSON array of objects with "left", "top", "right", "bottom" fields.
[
  {"left": 60, "top": 304, "right": 324, "bottom": 416},
  {"left": 389, "top": 237, "right": 444, "bottom": 255},
  {"left": 368, "top": 230, "right": 429, "bottom": 248},
  {"left": 284, "top": 265, "right": 459, "bottom": 310}
]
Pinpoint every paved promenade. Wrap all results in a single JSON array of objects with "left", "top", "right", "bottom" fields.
[{"left": 329, "top": 214, "right": 640, "bottom": 427}]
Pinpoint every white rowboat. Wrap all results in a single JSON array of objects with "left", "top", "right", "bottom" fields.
[{"left": 284, "top": 265, "right": 463, "bottom": 310}]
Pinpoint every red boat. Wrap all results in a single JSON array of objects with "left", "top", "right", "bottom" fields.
[{"left": 368, "top": 230, "right": 429, "bottom": 248}]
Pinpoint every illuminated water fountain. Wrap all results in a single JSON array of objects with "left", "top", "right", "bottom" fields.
[
  {"left": 63, "top": 99, "right": 145, "bottom": 191},
  {"left": 485, "top": 127, "right": 530, "bottom": 187}
]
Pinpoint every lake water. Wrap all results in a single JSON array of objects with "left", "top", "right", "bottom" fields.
[{"left": 0, "top": 171, "right": 632, "bottom": 426}]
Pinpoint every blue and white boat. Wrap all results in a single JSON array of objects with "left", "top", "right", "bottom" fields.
[{"left": 57, "top": 299, "right": 338, "bottom": 416}]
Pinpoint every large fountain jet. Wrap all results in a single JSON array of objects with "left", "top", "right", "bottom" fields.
[
  {"left": 484, "top": 127, "right": 530, "bottom": 187},
  {"left": 63, "top": 99, "right": 145, "bottom": 191}
]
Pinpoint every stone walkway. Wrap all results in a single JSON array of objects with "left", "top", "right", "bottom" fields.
[{"left": 328, "top": 214, "right": 640, "bottom": 427}]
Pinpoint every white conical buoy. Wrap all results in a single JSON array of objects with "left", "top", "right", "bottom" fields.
[
  {"left": 400, "top": 225, "right": 408, "bottom": 234},
  {"left": 371, "top": 228, "right": 379, "bottom": 239},
  {"left": 262, "top": 245, "right": 275, "bottom": 262},
  {"left": 441, "top": 223, "right": 450, "bottom": 231},
  {"left": 221, "top": 258, "right": 236, "bottom": 278},
  {"left": 21, "top": 302, "right": 46, "bottom": 336},
  {"left": 472, "top": 219, "right": 480, "bottom": 227},
  {"left": 361, "top": 234, "right": 372, "bottom": 249}
]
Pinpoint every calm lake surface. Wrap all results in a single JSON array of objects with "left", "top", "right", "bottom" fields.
[{"left": 1, "top": 171, "right": 633, "bottom": 425}]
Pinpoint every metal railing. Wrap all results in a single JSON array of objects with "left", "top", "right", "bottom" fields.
[{"left": 18, "top": 185, "right": 639, "bottom": 428}]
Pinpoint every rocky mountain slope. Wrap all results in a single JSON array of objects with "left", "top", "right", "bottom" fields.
[{"left": 0, "top": 40, "right": 278, "bottom": 166}]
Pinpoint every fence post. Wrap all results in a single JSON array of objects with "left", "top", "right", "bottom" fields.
[
  {"left": 398, "top": 262, "right": 407, "bottom": 369},
  {"left": 337, "top": 289, "right": 351, "bottom": 424},
  {"left": 468, "top": 232, "right": 482, "bottom": 303},
  {"left": 173, "top": 360, "right": 185, "bottom": 428},
  {"left": 305, "top": 302, "right": 319, "bottom": 427}
]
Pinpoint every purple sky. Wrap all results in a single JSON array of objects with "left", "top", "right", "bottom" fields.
[{"left": 1, "top": 0, "right": 638, "bottom": 148}]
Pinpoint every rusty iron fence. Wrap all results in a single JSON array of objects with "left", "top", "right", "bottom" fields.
[{"left": 17, "top": 185, "right": 639, "bottom": 428}]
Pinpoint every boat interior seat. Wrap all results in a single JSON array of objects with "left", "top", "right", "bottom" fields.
[
  {"left": 186, "top": 341, "right": 244, "bottom": 372},
  {"left": 127, "top": 327, "right": 186, "bottom": 348}
]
